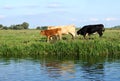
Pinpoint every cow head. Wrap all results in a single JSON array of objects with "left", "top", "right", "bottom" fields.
[
  {"left": 77, "top": 29, "right": 82, "bottom": 35},
  {"left": 40, "top": 30, "right": 45, "bottom": 35}
]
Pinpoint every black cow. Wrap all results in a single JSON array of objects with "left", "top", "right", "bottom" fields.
[{"left": 77, "top": 24, "right": 105, "bottom": 38}]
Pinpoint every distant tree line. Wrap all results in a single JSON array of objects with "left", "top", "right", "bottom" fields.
[
  {"left": 113, "top": 25, "right": 120, "bottom": 29},
  {"left": 0, "top": 22, "right": 49, "bottom": 30},
  {"left": 109, "top": 25, "right": 120, "bottom": 30},
  {"left": 0, "top": 22, "right": 29, "bottom": 30},
  {"left": 1, "top": 22, "right": 120, "bottom": 30},
  {"left": 36, "top": 26, "right": 48, "bottom": 30}
]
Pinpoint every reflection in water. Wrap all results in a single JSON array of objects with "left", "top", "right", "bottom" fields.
[
  {"left": 79, "top": 56, "right": 105, "bottom": 81},
  {"left": 0, "top": 55, "right": 120, "bottom": 81},
  {"left": 42, "top": 61, "right": 62, "bottom": 78},
  {"left": 41, "top": 60, "right": 75, "bottom": 80},
  {"left": 81, "top": 63, "right": 104, "bottom": 81},
  {"left": 39, "top": 55, "right": 107, "bottom": 81}
]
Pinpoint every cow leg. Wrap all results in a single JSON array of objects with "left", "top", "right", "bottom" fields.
[
  {"left": 52, "top": 35, "right": 57, "bottom": 40},
  {"left": 83, "top": 35, "right": 86, "bottom": 39},
  {"left": 72, "top": 33, "right": 76, "bottom": 39},
  {"left": 69, "top": 33, "right": 75, "bottom": 39},
  {"left": 97, "top": 31, "right": 103, "bottom": 37},
  {"left": 59, "top": 34, "right": 62, "bottom": 40},
  {"left": 47, "top": 36, "right": 50, "bottom": 42},
  {"left": 87, "top": 33, "right": 91, "bottom": 39},
  {"left": 83, "top": 33, "right": 87, "bottom": 39},
  {"left": 84, "top": 33, "right": 90, "bottom": 39},
  {"left": 55, "top": 35, "right": 59, "bottom": 40},
  {"left": 50, "top": 37, "right": 53, "bottom": 40}
]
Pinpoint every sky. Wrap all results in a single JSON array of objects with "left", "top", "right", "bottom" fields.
[{"left": 0, "top": 0, "right": 120, "bottom": 28}]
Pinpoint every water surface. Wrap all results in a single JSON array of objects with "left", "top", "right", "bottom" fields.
[{"left": 0, "top": 56, "right": 120, "bottom": 81}]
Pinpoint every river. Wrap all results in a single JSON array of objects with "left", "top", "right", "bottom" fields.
[{"left": 0, "top": 55, "right": 120, "bottom": 81}]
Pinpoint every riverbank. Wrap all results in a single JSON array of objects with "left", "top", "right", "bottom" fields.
[{"left": 0, "top": 29, "right": 120, "bottom": 57}]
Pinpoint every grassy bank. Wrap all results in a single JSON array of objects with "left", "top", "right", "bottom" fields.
[{"left": 0, "top": 29, "right": 120, "bottom": 58}]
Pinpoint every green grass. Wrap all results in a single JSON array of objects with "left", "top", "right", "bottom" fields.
[{"left": 0, "top": 29, "right": 120, "bottom": 58}]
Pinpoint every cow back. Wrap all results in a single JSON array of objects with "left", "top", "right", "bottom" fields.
[
  {"left": 48, "top": 24, "right": 75, "bottom": 34},
  {"left": 40, "top": 28, "right": 61, "bottom": 36}
]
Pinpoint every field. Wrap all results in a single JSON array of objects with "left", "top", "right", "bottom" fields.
[{"left": 0, "top": 29, "right": 120, "bottom": 58}]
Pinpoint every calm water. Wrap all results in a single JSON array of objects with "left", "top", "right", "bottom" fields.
[{"left": 0, "top": 56, "right": 120, "bottom": 81}]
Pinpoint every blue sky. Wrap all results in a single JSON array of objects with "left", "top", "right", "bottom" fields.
[{"left": 0, "top": 0, "right": 120, "bottom": 28}]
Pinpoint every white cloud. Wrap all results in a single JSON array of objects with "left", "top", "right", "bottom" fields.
[
  {"left": 105, "top": 17, "right": 118, "bottom": 21},
  {"left": 3, "top": 5, "right": 39, "bottom": 10},
  {"left": 23, "top": 4, "right": 40, "bottom": 9},
  {"left": 3, "top": 5, "right": 14, "bottom": 9},
  {"left": 0, "top": 15, "right": 6, "bottom": 19},
  {"left": 89, "top": 18, "right": 99, "bottom": 21},
  {"left": 70, "top": 18, "right": 77, "bottom": 21},
  {"left": 47, "top": 2, "right": 62, "bottom": 8}
]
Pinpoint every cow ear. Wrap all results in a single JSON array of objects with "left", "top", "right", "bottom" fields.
[{"left": 40, "top": 30, "right": 43, "bottom": 33}]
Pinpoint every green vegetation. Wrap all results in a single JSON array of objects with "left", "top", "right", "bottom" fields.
[
  {"left": 108, "top": 25, "right": 120, "bottom": 30},
  {"left": 0, "top": 29, "right": 120, "bottom": 58},
  {"left": 0, "top": 22, "right": 29, "bottom": 30}
]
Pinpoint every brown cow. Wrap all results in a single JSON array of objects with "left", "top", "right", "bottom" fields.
[
  {"left": 47, "top": 24, "right": 76, "bottom": 39},
  {"left": 40, "top": 28, "right": 62, "bottom": 42}
]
